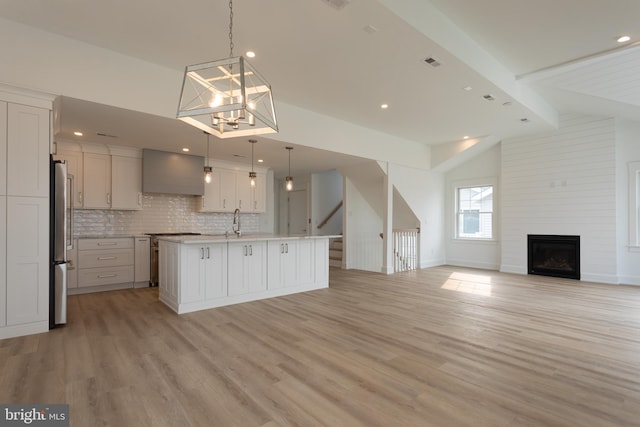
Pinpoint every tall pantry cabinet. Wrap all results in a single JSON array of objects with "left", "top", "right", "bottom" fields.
[{"left": 0, "top": 86, "right": 53, "bottom": 339}]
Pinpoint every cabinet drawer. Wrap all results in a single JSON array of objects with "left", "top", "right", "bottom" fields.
[
  {"left": 79, "top": 248, "right": 134, "bottom": 268},
  {"left": 78, "top": 237, "right": 133, "bottom": 250},
  {"left": 78, "top": 266, "right": 134, "bottom": 287}
]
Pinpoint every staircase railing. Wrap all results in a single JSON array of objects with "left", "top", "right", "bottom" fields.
[
  {"left": 317, "top": 200, "right": 343, "bottom": 230},
  {"left": 392, "top": 228, "right": 419, "bottom": 272}
]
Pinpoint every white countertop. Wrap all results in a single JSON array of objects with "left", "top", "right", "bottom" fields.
[{"left": 157, "top": 234, "right": 341, "bottom": 244}]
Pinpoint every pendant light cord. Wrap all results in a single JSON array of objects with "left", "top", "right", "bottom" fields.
[{"left": 228, "top": 0, "right": 234, "bottom": 58}]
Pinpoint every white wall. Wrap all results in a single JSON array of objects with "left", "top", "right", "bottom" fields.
[
  {"left": 445, "top": 144, "right": 501, "bottom": 270},
  {"left": 388, "top": 163, "right": 445, "bottom": 268},
  {"left": 615, "top": 119, "right": 640, "bottom": 285},
  {"left": 342, "top": 162, "right": 384, "bottom": 272},
  {"left": 501, "top": 114, "right": 618, "bottom": 283},
  {"left": 311, "top": 170, "right": 343, "bottom": 236}
]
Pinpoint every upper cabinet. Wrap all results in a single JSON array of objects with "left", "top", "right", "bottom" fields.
[
  {"left": 83, "top": 152, "right": 112, "bottom": 209},
  {"left": 111, "top": 154, "right": 142, "bottom": 210},
  {"left": 200, "top": 161, "right": 268, "bottom": 213},
  {"left": 54, "top": 142, "right": 143, "bottom": 210},
  {"left": 7, "top": 103, "right": 50, "bottom": 197}
]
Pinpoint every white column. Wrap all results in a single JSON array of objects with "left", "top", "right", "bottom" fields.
[{"left": 382, "top": 162, "right": 394, "bottom": 274}]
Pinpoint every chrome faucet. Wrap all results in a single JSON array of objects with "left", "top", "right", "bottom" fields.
[{"left": 233, "top": 208, "right": 241, "bottom": 237}]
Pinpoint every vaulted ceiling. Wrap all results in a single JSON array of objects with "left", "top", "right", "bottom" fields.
[{"left": 1, "top": 0, "right": 639, "bottom": 176}]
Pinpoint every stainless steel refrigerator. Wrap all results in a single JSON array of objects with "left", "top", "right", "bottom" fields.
[{"left": 50, "top": 156, "right": 73, "bottom": 327}]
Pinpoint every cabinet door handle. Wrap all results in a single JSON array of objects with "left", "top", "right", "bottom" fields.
[
  {"left": 206, "top": 247, "right": 210, "bottom": 259},
  {"left": 254, "top": 200, "right": 257, "bottom": 210},
  {"left": 243, "top": 245, "right": 247, "bottom": 256},
  {"left": 97, "top": 256, "right": 117, "bottom": 260},
  {"left": 201, "top": 248, "right": 205, "bottom": 259},
  {"left": 107, "top": 192, "right": 111, "bottom": 205},
  {"left": 98, "top": 274, "right": 117, "bottom": 279},
  {"left": 239, "top": 200, "right": 243, "bottom": 209},
  {"left": 223, "top": 198, "right": 226, "bottom": 208},
  {"left": 285, "top": 243, "right": 289, "bottom": 253},
  {"left": 249, "top": 245, "right": 253, "bottom": 256},
  {"left": 280, "top": 243, "right": 284, "bottom": 254},
  {"left": 97, "top": 242, "right": 117, "bottom": 246},
  {"left": 79, "top": 191, "right": 83, "bottom": 205}
]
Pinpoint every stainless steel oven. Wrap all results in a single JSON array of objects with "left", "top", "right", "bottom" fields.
[{"left": 147, "top": 233, "right": 201, "bottom": 286}]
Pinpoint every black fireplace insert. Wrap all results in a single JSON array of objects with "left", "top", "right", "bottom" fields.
[{"left": 527, "top": 234, "right": 580, "bottom": 280}]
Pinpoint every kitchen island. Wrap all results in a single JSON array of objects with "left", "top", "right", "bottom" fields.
[{"left": 157, "top": 234, "right": 339, "bottom": 314}]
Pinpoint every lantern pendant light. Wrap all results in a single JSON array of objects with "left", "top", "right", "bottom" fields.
[
  {"left": 285, "top": 147, "right": 293, "bottom": 191},
  {"left": 249, "top": 139, "right": 257, "bottom": 187},
  {"left": 176, "top": 0, "right": 277, "bottom": 138}
]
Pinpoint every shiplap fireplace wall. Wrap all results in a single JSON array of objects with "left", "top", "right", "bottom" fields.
[{"left": 501, "top": 114, "right": 617, "bottom": 283}]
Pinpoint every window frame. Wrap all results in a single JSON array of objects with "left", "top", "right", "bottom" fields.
[
  {"left": 629, "top": 161, "right": 640, "bottom": 251},
  {"left": 453, "top": 178, "right": 498, "bottom": 241}
]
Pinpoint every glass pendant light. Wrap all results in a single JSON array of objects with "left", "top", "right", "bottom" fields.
[
  {"left": 249, "top": 139, "right": 257, "bottom": 187},
  {"left": 285, "top": 146, "right": 293, "bottom": 191},
  {"left": 203, "top": 131, "right": 213, "bottom": 184}
]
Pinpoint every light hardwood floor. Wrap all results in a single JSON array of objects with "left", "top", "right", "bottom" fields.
[{"left": 1, "top": 266, "right": 640, "bottom": 426}]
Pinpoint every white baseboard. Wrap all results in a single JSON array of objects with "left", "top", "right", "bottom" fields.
[{"left": 0, "top": 321, "right": 49, "bottom": 340}]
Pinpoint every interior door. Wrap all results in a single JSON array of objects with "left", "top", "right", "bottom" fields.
[{"left": 288, "top": 189, "right": 308, "bottom": 235}]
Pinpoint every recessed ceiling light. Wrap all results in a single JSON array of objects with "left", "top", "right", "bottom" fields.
[
  {"left": 617, "top": 35, "right": 631, "bottom": 43},
  {"left": 258, "top": 159, "right": 264, "bottom": 163},
  {"left": 73, "top": 131, "right": 83, "bottom": 136},
  {"left": 463, "top": 136, "right": 469, "bottom": 140},
  {"left": 182, "top": 148, "right": 190, "bottom": 152},
  {"left": 380, "top": 104, "right": 389, "bottom": 109},
  {"left": 246, "top": 51, "right": 256, "bottom": 58},
  {"left": 463, "top": 86, "right": 472, "bottom": 91}
]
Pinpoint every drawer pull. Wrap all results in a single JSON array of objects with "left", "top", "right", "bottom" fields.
[
  {"left": 98, "top": 274, "right": 117, "bottom": 279},
  {"left": 97, "top": 256, "right": 117, "bottom": 260},
  {"left": 97, "top": 242, "right": 118, "bottom": 246}
]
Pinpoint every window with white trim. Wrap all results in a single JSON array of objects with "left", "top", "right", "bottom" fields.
[{"left": 456, "top": 185, "right": 494, "bottom": 239}]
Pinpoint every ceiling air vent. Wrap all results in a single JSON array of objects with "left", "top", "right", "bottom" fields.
[
  {"left": 96, "top": 132, "right": 117, "bottom": 138},
  {"left": 320, "top": 0, "right": 350, "bottom": 11},
  {"left": 424, "top": 57, "right": 442, "bottom": 68}
]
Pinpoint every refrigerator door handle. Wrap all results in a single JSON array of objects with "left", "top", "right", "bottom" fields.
[{"left": 67, "top": 173, "right": 75, "bottom": 250}]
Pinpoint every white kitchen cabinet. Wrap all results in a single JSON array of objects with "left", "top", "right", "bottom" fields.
[
  {"left": 75, "top": 237, "right": 134, "bottom": 292},
  {"left": 6, "top": 196, "right": 49, "bottom": 326},
  {"left": 53, "top": 148, "right": 84, "bottom": 208},
  {"left": 111, "top": 155, "right": 142, "bottom": 210},
  {"left": 236, "top": 171, "right": 266, "bottom": 212},
  {"left": 228, "top": 240, "right": 266, "bottom": 296},
  {"left": 134, "top": 236, "right": 150, "bottom": 287},
  {"left": 158, "top": 240, "right": 227, "bottom": 313},
  {"left": 0, "top": 90, "right": 52, "bottom": 339},
  {"left": 0, "top": 102, "right": 6, "bottom": 196},
  {"left": 251, "top": 172, "right": 267, "bottom": 212},
  {"left": 182, "top": 243, "right": 227, "bottom": 303},
  {"left": 0, "top": 197, "right": 6, "bottom": 327},
  {"left": 83, "top": 152, "right": 111, "bottom": 209},
  {"left": 200, "top": 167, "right": 236, "bottom": 212},
  {"left": 268, "top": 239, "right": 315, "bottom": 290},
  {"left": 158, "top": 240, "right": 179, "bottom": 308},
  {"left": 7, "top": 103, "right": 49, "bottom": 198},
  {"left": 199, "top": 162, "right": 266, "bottom": 213}
]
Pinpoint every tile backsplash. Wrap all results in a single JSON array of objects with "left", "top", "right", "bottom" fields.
[{"left": 73, "top": 193, "right": 261, "bottom": 236}]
